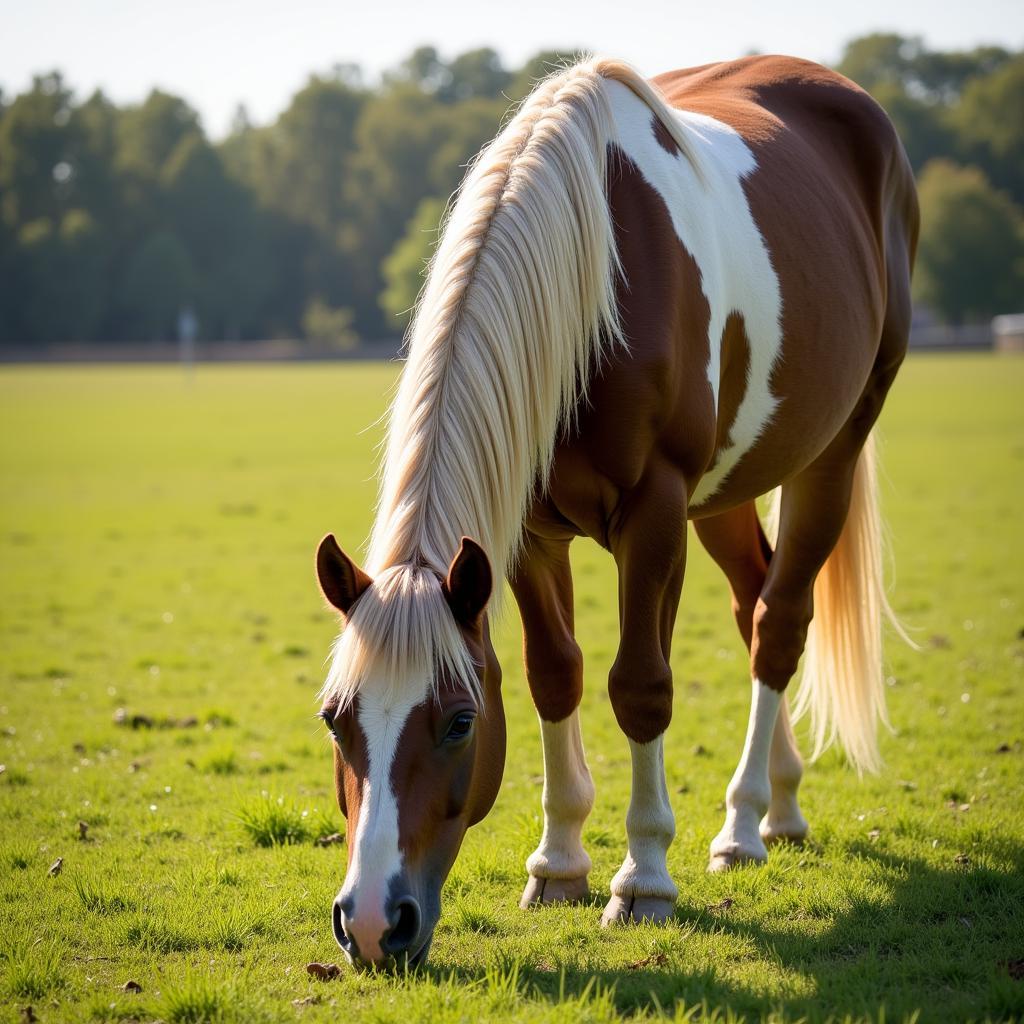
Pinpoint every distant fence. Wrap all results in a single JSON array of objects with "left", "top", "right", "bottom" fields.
[
  {"left": 0, "top": 339, "right": 404, "bottom": 364},
  {"left": 2, "top": 319, "right": 1022, "bottom": 363}
]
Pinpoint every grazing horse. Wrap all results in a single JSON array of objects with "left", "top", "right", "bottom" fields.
[{"left": 315, "top": 54, "right": 918, "bottom": 968}]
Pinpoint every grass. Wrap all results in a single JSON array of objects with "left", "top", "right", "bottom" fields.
[{"left": 0, "top": 355, "right": 1021, "bottom": 1023}]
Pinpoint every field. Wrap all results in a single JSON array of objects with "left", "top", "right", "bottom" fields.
[{"left": 1, "top": 355, "right": 1022, "bottom": 1024}]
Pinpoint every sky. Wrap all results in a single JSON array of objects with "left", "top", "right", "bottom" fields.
[{"left": 3, "top": 0, "right": 1022, "bottom": 138}]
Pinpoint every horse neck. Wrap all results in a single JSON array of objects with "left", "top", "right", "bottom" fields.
[{"left": 366, "top": 69, "right": 627, "bottom": 583}]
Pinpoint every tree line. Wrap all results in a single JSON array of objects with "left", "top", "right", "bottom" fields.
[{"left": 0, "top": 36, "right": 1021, "bottom": 346}]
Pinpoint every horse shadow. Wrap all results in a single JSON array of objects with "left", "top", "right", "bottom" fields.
[{"left": 429, "top": 838, "right": 1024, "bottom": 1021}]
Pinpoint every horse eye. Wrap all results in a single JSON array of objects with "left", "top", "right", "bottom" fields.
[{"left": 444, "top": 712, "right": 475, "bottom": 744}]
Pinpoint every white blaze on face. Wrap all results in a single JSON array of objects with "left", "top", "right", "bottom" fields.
[
  {"left": 337, "top": 684, "right": 422, "bottom": 961},
  {"left": 602, "top": 79, "right": 784, "bottom": 506}
]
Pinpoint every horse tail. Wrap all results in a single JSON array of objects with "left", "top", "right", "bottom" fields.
[{"left": 766, "top": 431, "right": 909, "bottom": 774}]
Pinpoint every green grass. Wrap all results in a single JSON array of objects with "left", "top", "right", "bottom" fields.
[{"left": 0, "top": 356, "right": 1022, "bottom": 1023}]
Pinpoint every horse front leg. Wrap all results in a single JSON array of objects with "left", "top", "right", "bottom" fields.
[
  {"left": 602, "top": 464, "right": 687, "bottom": 926},
  {"left": 509, "top": 530, "right": 595, "bottom": 907}
]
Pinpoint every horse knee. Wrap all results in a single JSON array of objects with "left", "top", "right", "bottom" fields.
[
  {"left": 751, "top": 593, "right": 813, "bottom": 689},
  {"left": 608, "top": 658, "right": 673, "bottom": 744},
  {"left": 527, "top": 638, "right": 583, "bottom": 722}
]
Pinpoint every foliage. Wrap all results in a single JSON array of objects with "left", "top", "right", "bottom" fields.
[
  {"left": 835, "top": 35, "right": 1023, "bottom": 206},
  {"left": 380, "top": 196, "right": 448, "bottom": 328},
  {"left": 913, "top": 160, "right": 1024, "bottom": 323},
  {"left": 0, "top": 38, "right": 1022, "bottom": 344},
  {"left": 1, "top": 357, "right": 1022, "bottom": 1022},
  {"left": 301, "top": 297, "right": 358, "bottom": 350}
]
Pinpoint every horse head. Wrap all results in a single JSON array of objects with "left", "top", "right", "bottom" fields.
[{"left": 315, "top": 535, "right": 505, "bottom": 969}]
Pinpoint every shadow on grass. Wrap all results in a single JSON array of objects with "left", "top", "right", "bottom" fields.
[{"left": 429, "top": 841, "right": 1024, "bottom": 1022}]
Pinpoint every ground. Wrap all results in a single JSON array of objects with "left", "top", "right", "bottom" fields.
[{"left": 0, "top": 354, "right": 1022, "bottom": 1024}]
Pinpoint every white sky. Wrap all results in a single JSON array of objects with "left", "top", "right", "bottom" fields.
[{"left": 3, "top": 0, "right": 1022, "bottom": 138}]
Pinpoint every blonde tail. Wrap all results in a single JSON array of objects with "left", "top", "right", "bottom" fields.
[{"left": 765, "top": 432, "right": 907, "bottom": 774}]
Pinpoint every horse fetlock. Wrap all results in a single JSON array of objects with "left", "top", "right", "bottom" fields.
[
  {"left": 525, "top": 840, "right": 591, "bottom": 881},
  {"left": 608, "top": 853, "right": 678, "bottom": 902},
  {"left": 543, "top": 774, "right": 595, "bottom": 823},
  {"left": 760, "top": 797, "right": 810, "bottom": 845},
  {"left": 725, "top": 777, "right": 771, "bottom": 818},
  {"left": 708, "top": 805, "right": 769, "bottom": 872}
]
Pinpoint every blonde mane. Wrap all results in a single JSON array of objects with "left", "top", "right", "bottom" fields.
[{"left": 321, "top": 58, "right": 698, "bottom": 709}]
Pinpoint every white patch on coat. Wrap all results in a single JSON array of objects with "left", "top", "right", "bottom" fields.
[
  {"left": 608, "top": 735, "right": 678, "bottom": 900},
  {"left": 709, "top": 678, "right": 781, "bottom": 868},
  {"left": 526, "top": 711, "right": 596, "bottom": 880},
  {"left": 602, "top": 80, "right": 783, "bottom": 506},
  {"left": 337, "top": 684, "right": 422, "bottom": 960}
]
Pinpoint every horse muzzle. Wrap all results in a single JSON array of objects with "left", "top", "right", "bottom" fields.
[{"left": 332, "top": 884, "right": 431, "bottom": 970}]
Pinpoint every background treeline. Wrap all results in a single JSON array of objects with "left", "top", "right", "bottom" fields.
[{"left": 0, "top": 36, "right": 1021, "bottom": 346}]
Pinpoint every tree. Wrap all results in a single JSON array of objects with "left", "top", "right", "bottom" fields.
[
  {"left": 220, "top": 72, "right": 366, "bottom": 330},
  {"left": 115, "top": 90, "right": 201, "bottom": 179},
  {"left": 379, "top": 197, "right": 447, "bottom": 328},
  {"left": 160, "top": 133, "right": 276, "bottom": 339},
  {"left": 914, "top": 160, "right": 1024, "bottom": 323},
  {"left": 866, "top": 80, "right": 953, "bottom": 173},
  {"left": 950, "top": 56, "right": 1024, "bottom": 204},
  {"left": 508, "top": 50, "right": 583, "bottom": 102},
  {"left": 117, "top": 230, "right": 196, "bottom": 340},
  {"left": 391, "top": 46, "right": 448, "bottom": 94},
  {"left": 836, "top": 33, "right": 1012, "bottom": 103},
  {"left": 302, "top": 298, "right": 358, "bottom": 349},
  {"left": 0, "top": 73, "right": 77, "bottom": 228},
  {"left": 440, "top": 48, "right": 511, "bottom": 102},
  {"left": 17, "top": 210, "right": 107, "bottom": 342}
]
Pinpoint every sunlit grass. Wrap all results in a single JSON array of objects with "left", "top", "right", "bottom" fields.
[{"left": 0, "top": 357, "right": 1021, "bottom": 1023}]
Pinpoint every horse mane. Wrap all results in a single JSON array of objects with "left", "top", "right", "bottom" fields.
[{"left": 321, "top": 58, "right": 698, "bottom": 710}]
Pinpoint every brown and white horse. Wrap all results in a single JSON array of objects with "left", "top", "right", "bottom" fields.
[{"left": 315, "top": 55, "right": 918, "bottom": 968}]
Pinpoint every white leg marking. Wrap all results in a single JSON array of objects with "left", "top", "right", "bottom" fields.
[
  {"left": 338, "top": 688, "right": 419, "bottom": 960},
  {"left": 526, "top": 711, "right": 595, "bottom": 878},
  {"left": 604, "top": 735, "right": 677, "bottom": 918},
  {"left": 522, "top": 711, "right": 595, "bottom": 906},
  {"left": 761, "top": 698, "right": 809, "bottom": 844},
  {"left": 709, "top": 678, "right": 781, "bottom": 871}
]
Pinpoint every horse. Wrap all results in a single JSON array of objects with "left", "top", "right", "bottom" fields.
[{"left": 314, "top": 54, "right": 918, "bottom": 969}]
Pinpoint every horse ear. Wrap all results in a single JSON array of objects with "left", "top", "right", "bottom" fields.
[
  {"left": 316, "top": 534, "right": 372, "bottom": 616},
  {"left": 443, "top": 537, "right": 492, "bottom": 628}
]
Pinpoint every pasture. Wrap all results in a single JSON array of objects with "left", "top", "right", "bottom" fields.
[{"left": 1, "top": 355, "right": 1022, "bottom": 1023}]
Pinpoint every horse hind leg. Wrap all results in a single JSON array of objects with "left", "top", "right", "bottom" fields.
[
  {"left": 761, "top": 697, "right": 809, "bottom": 846},
  {"left": 707, "top": 364, "right": 901, "bottom": 870},
  {"left": 695, "top": 503, "right": 809, "bottom": 870}
]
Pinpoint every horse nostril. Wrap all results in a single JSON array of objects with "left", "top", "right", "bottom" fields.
[
  {"left": 381, "top": 896, "right": 420, "bottom": 955},
  {"left": 332, "top": 897, "right": 357, "bottom": 958}
]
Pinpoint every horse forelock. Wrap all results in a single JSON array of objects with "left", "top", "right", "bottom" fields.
[{"left": 320, "top": 563, "right": 480, "bottom": 712}]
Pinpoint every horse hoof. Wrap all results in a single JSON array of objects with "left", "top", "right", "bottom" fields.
[
  {"left": 760, "top": 825, "right": 809, "bottom": 847},
  {"left": 707, "top": 846, "right": 768, "bottom": 872},
  {"left": 600, "top": 895, "right": 676, "bottom": 927},
  {"left": 760, "top": 815, "right": 809, "bottom": 847},
  {"left": 519, "top": 874, "right": 589, "bottom": 908}
]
